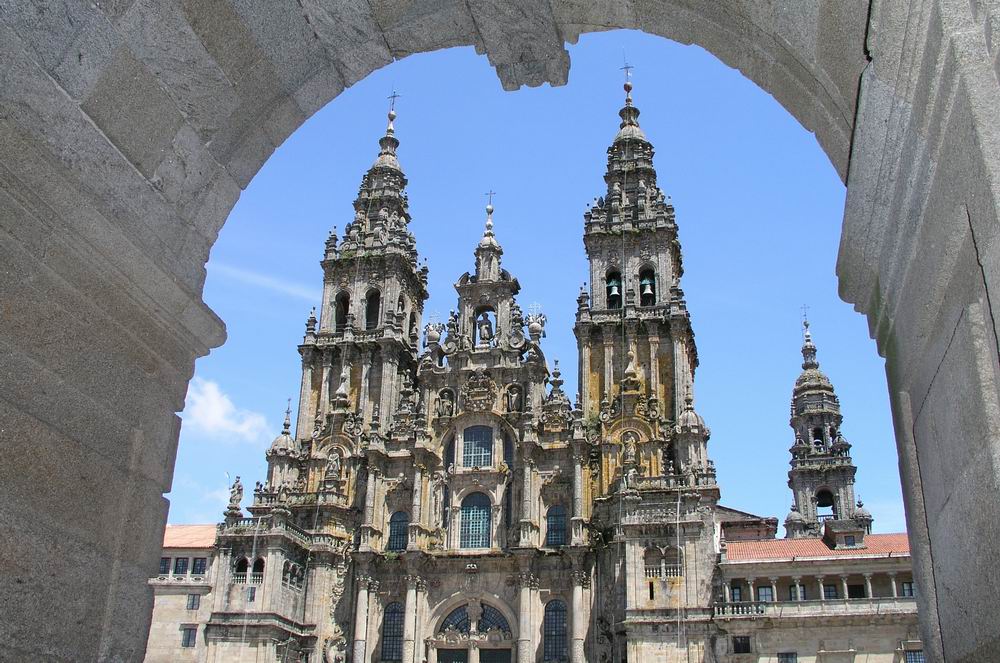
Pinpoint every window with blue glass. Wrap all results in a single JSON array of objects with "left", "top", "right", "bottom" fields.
[
  {"left": 159, "top": 557, "right": 170, "bottom": 575},
  {"left": 387, "top": 511, "right": 409, "bottom": 551},
  {"left": 904, "top": 651, "right": 925, "bottom": 663},
  {"left": 777, "top": 654, "right": 797, "bottom": 663},
  {"left": 460, "top": 492, "right": 491, "bottom": 548},
  {"left": 479, "top": 604, "right": 511, "bottom": 634},
  {"left": 543, "top": 600, "right": 568, "bottom": 661},
  {"left": 823, "top": 584, "right": 838, "bottom": 600},
  {"left": 173, "top": 557, "right": 189, "bottom": 575},
  {"left": 545, "top": 505, "right": 567, "bottom": 546},
  {"left": 381, "top": 602, "right": 405, "bottom": 661},
  {"left": 192, "top": 557, "right": 207, "bottom": 575},
  {"left": 180, "top": 626, "right": 197, "bottom": 648},
  {"left": 757, "top": 586, "right": 773, "bottom": 602},
  {"left": 440, "top": 605, "right": 471, "bottom": 634},
  {"left": 463, "top": 426, "right": 494, "bottom": 467}
]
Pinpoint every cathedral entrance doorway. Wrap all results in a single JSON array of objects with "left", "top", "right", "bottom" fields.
[
  {"left": 438, "top": 649, "right": 468, "bottom": 663},
  {"left": 481, "top": 649, "right": 513, "bottom": 663}
]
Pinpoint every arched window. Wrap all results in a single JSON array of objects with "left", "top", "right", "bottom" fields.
[
  {"left": 816, "top": 489, "right": 837, "bottom": 520},
  {"left": 663, "top": 546, "right": 683, "bottom": 577},
  {"left": 545, "top": 505, "right": 567, "bottom": 547},
  {"left": 335, "top": 292, "right": 350, "bottom": 333},
  {"left": 234, "top": 558, "right": 248, "bottom": 582},
  {"left": 639, "top": 268, "right": 656, "bottom": 307},
  {"left": 478, "top": 604, "right": 511, "bottom": 633},
  {"left": 440, "top": 605, "right": 471, "bottom": 634},
  {"left": 606, "top": 271, "right": 622, "bottom": 309},
  {"left": 251, "top": 558, "right": 264, "bottom": 583},
  {"left": 381, "top": 602, "right": 405, "bottom": 662},
  {"left": 812, "top": 427, "right": 825, "bottom": 445},
  {"left": 365, "top": 290, "right": 381, "bottom": 330},
  {"left": 460, "top": 492, "right": 491, "bottom": 548},
  {"left": 543, "top": 600, "right": 568, "bottom": 662},
  {"left": 387, "top": 511, "right": 409, "bottom": 551},
  {"left": 463, "top": 426, "right": 494, "bottom": 468}
]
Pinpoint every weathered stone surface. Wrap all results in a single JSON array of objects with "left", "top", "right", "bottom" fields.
[
  {"left": 467, "top": 0, "right": 570, "bottom": 89},
  {"left": 81, "top": 46, "right": 185, "bottom": 179}
]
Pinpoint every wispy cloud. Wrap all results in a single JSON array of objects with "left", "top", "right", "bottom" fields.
[
  {"left": 182, "top": 377, "right": 270, "bottom": 444},
  {"left": 209, "top": 262, "right": 320, "bottom": 302}
]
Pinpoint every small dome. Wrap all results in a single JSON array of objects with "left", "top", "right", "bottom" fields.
[
  {"left": 615, "top": 123, "right": 647, "bottom": 142},
  {"left": 854, "top": 500, "right": 872, "bottom": 520},
  {"left": 270, "top": 430, "right": 294, "bottom": 453},
  {"left": 785, "top": 507, "right": 805, "bottom": 524},
  {"left": 269, "top": 404, "right": 295, "bottom": 453},
  {"left": 677, "top": 392, "right": 706, "bottom": 430}
]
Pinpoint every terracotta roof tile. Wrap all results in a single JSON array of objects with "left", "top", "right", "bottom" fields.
[
  {"left": 725, "top": 533, "right": 910, "bottom": 561},
  {"left": 162, "top": 524, "right": 217, "bottom": 549}
]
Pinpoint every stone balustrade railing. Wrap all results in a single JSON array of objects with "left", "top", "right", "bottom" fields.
[{"left": 712, "top": 597, "right": 918, "bottom": 618}]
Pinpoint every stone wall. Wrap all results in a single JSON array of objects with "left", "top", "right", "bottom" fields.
[{"left": 2, "top": 1, "right": 999, "bottom": 661}]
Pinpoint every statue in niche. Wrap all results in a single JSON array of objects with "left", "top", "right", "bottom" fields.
[
  {"left": 326, "top": 454, "right": 342, "bottom": 480},
  {"left": 477, "top": 312, "right": 494, "bottom": 344},
  {"left": 436, "top": 390, "right": 455, "bottom": 418},
  {"left": 229, "top": 476, "right": 243, "bottom": 507},
  {"left": 336, "top": 364, "right": 350, "bottom": 396},
  {"left": 506, "top": 385, "right": 523, "bottom": 413},
  {"left": 622, "top": 432, "right": 638, "bottom": 464}
]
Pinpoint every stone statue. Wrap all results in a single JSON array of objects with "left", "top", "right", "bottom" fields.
[
  {"left": 336, "top": 364, "right": 350, "bottom": 396},
  {"left": 229, "top": 476, "right": 243, "bottom": 506},
  {"left": 437, "top": 390, "right": 454, "bottom": 417},
  {"left": 327, "top": 454, "right": 341, "bottom": 479},
  {"left": 506, "top": 385, "right": 522, "bottom": 412},
  {"left": 477, "top": 312, "right": 494, "bottom": 343}
]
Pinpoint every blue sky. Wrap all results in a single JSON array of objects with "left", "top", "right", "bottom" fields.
[{"left": 168, "top": 30, "right": 906, "bottom": 534}]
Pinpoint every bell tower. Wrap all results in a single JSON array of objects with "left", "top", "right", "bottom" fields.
[
  {"left": 577, "top": 76, "right": 719, "bottom": 663},
  {"left": 574, "top": 75, "right": 704, "bottom": 479},
  {"left": 784, "top": 320, "right": 871, "bottom": 538},
  {"left": 296, "top": 103, "right": 429, "bottom": 442}
]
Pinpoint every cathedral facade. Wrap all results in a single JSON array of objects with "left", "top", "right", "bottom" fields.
[{"left": 145, "top": 85, "right": 924, "bottom": 663}]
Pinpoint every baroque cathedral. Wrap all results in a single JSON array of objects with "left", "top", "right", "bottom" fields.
[{"left": 145, "top": 82, "right": 924, "bottom": 663}]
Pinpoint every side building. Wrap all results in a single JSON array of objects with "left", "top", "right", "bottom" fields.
[{"left": 145, "top": 85, "right": 924, "bottom": 663}]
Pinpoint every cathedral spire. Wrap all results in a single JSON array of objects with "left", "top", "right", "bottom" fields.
[
  {"left": 474, "top": 197, "right": 503, "bottom": 281},
  {"left": 801, "top": 318, "right": 819, "bottom": 370}
]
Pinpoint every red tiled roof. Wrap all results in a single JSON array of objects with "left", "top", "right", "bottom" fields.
[
  {"left": 725, "top": 533, "right": 910, "bottom": 561},
  {"left": 163, "top": 524, "right": 217, "bottom": 549}
]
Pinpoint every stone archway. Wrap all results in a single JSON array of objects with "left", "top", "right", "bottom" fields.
[{"left": 1, "top": 2, "right": 998, "bottom": 661}]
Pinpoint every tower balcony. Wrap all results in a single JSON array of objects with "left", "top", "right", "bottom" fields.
[{"left": 712, "top": 596, "right": 917, "bottom": 620}]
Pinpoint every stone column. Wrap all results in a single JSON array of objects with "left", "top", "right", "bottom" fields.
[
  {"left": 647, "top": 324, "right": 660, "bottom": 398},
  {"left": 792, "top": 577, "right": 802, "bottom": 601},
  {"left": 379, "top": 354, "right": 400, "bottom": 428},
  {"left": 468, "top": 643, "right": 479, "bottom": 663},
  {"left": 571, "top": 570, "right": 588, "bottom": 663},
  {"left": 602, "top": 333, "right": 614, "bottom": 397},
  {"left": 361, "top": 467, "right": 380, "bottom": 552},
  {"left": 889, "top": 572, "right": 898, "bottom": 598},
  {"left": 864, "top": 573, "right": 873, "bottom": 599},
  {"left": 403, "top": 575, "right": 419, "bottom": 663},
  {"left": 517, "top": 572, "right": 536, "bottom": 663},
  {"left": 769, "top": 578, "right": 778, "bottom": 602},
  {"left": 360, "top": 347, "right": 374, "bottom": 420},
  {"left": 296, "top": 348, "right": 315, "bottom": 439},
  {"left": 353, "top": 575, "right": 371, "bottom": 663},
  {"left": 723, "top": 583, "right": 731, "bottom": 603},
  {"left": 840, "top": 575, "right": 849, "bottom": 600},
  {"left": 747, "top": 578, "right": 756, "bottom": 602},
  {"left": 571, "top": 451, "right": 584, "bottom": 545},
  {"left": 319, "top": 349, "right": 333, "bottom": 418},
  {"left": 409, "top": 465, "right": 424, "bottom": 548},
  {"left": 580, "top": 341, "right": 592, "bottom": 412},
  {"left": 817, "top": 576, "right": 826, "bottom": 601}
]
